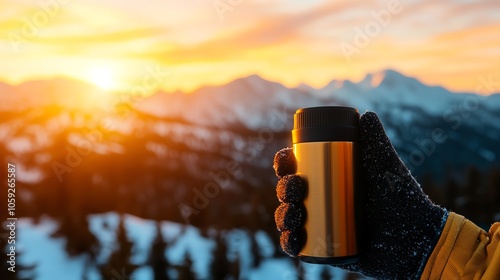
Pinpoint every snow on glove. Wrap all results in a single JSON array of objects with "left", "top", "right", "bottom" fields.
[{"left": 273, "top": 111, "right": 448, "bottom": 279}]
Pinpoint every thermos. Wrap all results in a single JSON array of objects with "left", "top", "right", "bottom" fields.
[{"left": 292, "top": 106, "right": 361, "bottom": 264}]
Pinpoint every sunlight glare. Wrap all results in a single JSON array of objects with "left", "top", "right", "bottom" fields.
[{"left": 89, "top": 67, "right": 116, "bottom": 90}]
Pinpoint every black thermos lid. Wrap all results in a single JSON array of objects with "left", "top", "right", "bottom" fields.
[{"left": 292, "top": 106, "right": 360, "bottom": 143}]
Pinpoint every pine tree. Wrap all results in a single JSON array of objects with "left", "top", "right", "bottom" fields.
[
  {"left": 209, "top": 234, "right": 229, "bottom": 279},
  {"left": 250, "top": 232, "right": 262, "bottom": 268},
  {"left": 444, "top": 178, "right": 459, "bottom": 211},
  {"left": 99, "top": 215, "right": 138, "bottom": 279},
  {"left": 176, "top": 251, "right": 196, "bottom": 280},
  {"left": 486, "top": 168, "right": 500, "bottom": 219},
  {"left": 229, "top": 253, "right": 241, "bottom": 280},
  {"left": 319, "top": 266, "right": 332, "bottom": 280},
  {"left": 148, "top": 222, "right": 170, "bottom": 280},
  {"left": 464, "top": 167, "right": 482, "bottom": 221},
  {"left": 422, "top": 174, "right": 443, "bottom": 206},
  {"left": 51, "top": 210, "right": 99, "bottom": 257},
  {"left": 292, "top": 258, "right": 305, "bottom": 280}
]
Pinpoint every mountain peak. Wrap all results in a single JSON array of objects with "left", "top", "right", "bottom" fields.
[
  {"left": 232, "top": 74, "right": 273, "bottom": 87},
  {"left": 361, "top": 69, "right": 408, "bottom": 87},
  {"left": 359, "top": 69, "right": 423, "bottom": 89},
  {"left": 378, "top": 68, "right": 406, "bottom": 78},
  {"left": 294, "top": 82, "right": 315, "bottom": 92},
  {"left": 219, "top": 74, "right": 284, "bottom": 95}
]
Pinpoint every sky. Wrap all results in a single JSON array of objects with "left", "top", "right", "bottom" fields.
[{"left": 1, "top": 0, "right": 499, "bottom": 94}]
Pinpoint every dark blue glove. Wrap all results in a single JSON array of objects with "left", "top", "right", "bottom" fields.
[{"left": 273, "top": 111, "right": 448, "bottom": 279}]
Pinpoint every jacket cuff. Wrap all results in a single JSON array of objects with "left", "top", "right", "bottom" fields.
[{"left": 420, "top": 212, "right": 488, "bottom": 279}]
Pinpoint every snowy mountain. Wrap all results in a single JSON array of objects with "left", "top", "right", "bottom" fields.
[
  {"left": 134, "top": 74, "right": 317, "bottom": 129},
  {"left": 133, "top": 69, "right": 500, "bottom": 180},
  {"left": 1, "top": 69, "right": 499, "bottom": 182},
  {"left": 135, "top": 69, "right": 500, "bottom": 129}
]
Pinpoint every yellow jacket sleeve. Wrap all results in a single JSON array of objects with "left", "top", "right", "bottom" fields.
[{"left": 421, "top": 212, "right": 500, "bottom": 279}]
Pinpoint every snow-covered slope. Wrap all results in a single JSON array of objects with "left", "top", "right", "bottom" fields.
[{"left": 17, "top": 213, "right": 349, "bottom": 280}]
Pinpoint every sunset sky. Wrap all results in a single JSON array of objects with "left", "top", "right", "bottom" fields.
[{"left": 1, "top": 0, "right": 499, "bottom": 94}]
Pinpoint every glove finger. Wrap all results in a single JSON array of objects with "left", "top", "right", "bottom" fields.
[
  {"left": 273, "top": 147, "right": 297, "bottom": 178},
  {"left": 280, "top": 230, "right": 304, "bottom": 257},
  {"left": 359, "top": 111, "right": 416, "bottom": 189},
  {"left": 274, "top": 203, "right": 305, "bottom": 232},
  {"left": 277, "top": 175, "right": 306, "bottom": 203}
]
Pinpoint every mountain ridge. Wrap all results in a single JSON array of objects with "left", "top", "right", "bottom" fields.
[
  {"left": 1, "top": 69, "right": 499, "bottom": 182},
  {"left": 135, "top": 69, "right": 500, "bottom": 130}
]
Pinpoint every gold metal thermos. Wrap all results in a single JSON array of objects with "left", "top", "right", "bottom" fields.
[{"left": 292, "top": 106, "right": 361, "bottom": 264}]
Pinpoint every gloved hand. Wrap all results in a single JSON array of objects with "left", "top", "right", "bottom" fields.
[{"left": 273, "top": 111, "right": 448, "bottom": 279}]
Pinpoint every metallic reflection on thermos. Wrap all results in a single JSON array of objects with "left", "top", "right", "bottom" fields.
[{"left": 292, "top": 106, "right": 361, "bottom": 264}]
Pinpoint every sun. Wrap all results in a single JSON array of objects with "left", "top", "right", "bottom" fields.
[{"left": 89, "top": 67, "right": 116, "bottom": 90}]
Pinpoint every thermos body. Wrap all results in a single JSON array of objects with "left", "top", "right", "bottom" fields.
[{"left": 292, "top": 107, "right": 361, "bottom": 264}]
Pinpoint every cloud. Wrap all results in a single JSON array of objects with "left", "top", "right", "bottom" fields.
[
  {"left": 132, "top": 1, "right": 359, "bottom": 64},
  {"left": 397, "top": 0, "right": 500, "bottom": 32},
  {"left": 29, "top": 27, "right": 167, "bottom": 46},
  {"left": 439, "top": 0, "right": 500, "bottom": 23}
]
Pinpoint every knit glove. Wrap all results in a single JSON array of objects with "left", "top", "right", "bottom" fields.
[{"left": 273, "top": 111, "right": 448, "bottom": 279}]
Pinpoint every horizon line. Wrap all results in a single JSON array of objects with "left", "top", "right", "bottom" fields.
[{"left": 0, "top": 69, "right": 497, "bottom": 96}]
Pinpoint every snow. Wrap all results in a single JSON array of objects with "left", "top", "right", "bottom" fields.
[
  {"left": 255, "top": 230, "right": 275, "bottom": 258},
  {"left": 16, "top": 213, "right": 350, "bottom": 280},
  {"left": 17, "top": 217, "right": 101, "bottom": 280},
  {"left": 250, "top": 258, "right": 296, "bottom": 280}
]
